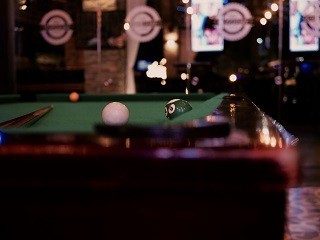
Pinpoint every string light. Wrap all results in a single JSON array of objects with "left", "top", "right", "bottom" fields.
[
  {"left": 19, "top": 4, "right": 27, "bottom": 10},
  {"left": 264, "top": 11, "right": 272, "bottom": 20},
  {"left": 161, "top": 80, "right": 167, "bottom": 86},
  {"left": 181, "top": 73, "right": 188, "bottom": 80},
  {"left": 123, "top": 23, "right": 130, "bottom": 31},
  {"left": 229, "top": 74, "right": 237, "bottom": 82},
  {"left": 186, "top": 7, "right": 193, "bottom": 15},
  {"left": 260, "top": 18, "right": 267, "bottom": 25},
  {"left": 271, "top": 3, "right": 279, "bottom": 12}
]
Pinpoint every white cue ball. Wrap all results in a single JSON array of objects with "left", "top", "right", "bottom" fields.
[{"left": 101, "top": 102, "right": 129, "bottom": 126}]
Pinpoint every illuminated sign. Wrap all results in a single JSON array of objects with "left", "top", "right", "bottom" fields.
[
  {"left": 191, "top": 0, "right": 224, "bottom": 52},
  {"left": 290, "top": 0, "right": 319, "bottom": 52}
]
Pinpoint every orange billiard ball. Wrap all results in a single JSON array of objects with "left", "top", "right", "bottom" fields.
[{"left": 69, "top": 92, "right": 79, "bottom": 103}]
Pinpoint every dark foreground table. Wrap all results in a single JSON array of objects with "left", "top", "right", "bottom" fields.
[{"left": 0, "top": 93, "right": 298, "bottom": 240}]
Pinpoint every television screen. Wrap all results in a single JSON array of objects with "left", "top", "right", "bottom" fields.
[
  {"left": 289, "top": 0, "right": 319, "bottom": 52},
  {"left": 191, "top": 0, "right": 224, "bottom": 52}
]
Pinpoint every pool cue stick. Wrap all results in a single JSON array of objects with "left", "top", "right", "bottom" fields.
[{"left": 0, "top": 105, "right": 53, "bottom": 128}]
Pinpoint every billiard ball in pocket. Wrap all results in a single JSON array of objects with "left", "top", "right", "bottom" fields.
[{"left": 165, "top": 99, "right": 192, "bottom": 120}]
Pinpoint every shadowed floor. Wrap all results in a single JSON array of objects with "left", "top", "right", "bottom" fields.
[
  {"left": 285, "top": 125, "right": 320, "bottom": 240},
  {"left": 286, "top": 187, "right": 320, "bottom": 240}
]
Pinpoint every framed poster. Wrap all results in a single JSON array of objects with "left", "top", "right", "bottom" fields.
[
  {"left": 191, "top": 0, "right": 224, "bottom": 52},
  {"left": 290, "top": 0, "right": 319, "bottom": 52}
]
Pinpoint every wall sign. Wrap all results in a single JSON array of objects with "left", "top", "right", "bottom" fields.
[
  {"left": 82, "top": 0, "right": 117, "bottom": 12},
  {"left": 125, "top": 5, "right": 162, "bottom": 42},
  {"left": 219, "top": 3, "right": 252, "bottom": 41},
  {"left": 40, "top": 9, "right": 73, "bottom": 46}
]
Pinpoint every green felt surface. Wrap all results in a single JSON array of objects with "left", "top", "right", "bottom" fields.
[
  {"left": 169, "top": 93, "right": 226, "bottom": 124},
  {"left": 0, "top": 93, "right": 226, "bottom": 134}
]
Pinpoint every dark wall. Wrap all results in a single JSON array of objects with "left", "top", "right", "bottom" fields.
[{"left": 0, "top": 0, "right": 16, "bottom": 93}]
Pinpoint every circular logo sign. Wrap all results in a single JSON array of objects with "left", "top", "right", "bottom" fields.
[
  {"left": 125, "top": 6, "right": 162, "bottom": 42},
  {"left": 40, "top": 9, "right": 73, "bottom": 46},
  {"left": 219, "top": 3, "right": 253, "bottom": 41},
  {"left": 304, "top": 2, "right": 320, "bottom": 37}
]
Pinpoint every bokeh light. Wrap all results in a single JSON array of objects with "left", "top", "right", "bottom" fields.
[
  {"left": 229, "top": 74, "right": 237, "bottom": 82},
  {"left": 264, "top": 11, "right": 272, "bottom": 20},
  {"left": 260, "top": 18, "right": 267, "bottom": 25},
  {"left": 271, "top": 3, "right": 279, "bottom": 12}
]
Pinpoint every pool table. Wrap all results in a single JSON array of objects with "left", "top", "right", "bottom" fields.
[
  {"left": 0, "top": 93, "right": 298, "bottom": 240},
  {"left": 0, "top": 93, "right": 227, "bottom": 133}
]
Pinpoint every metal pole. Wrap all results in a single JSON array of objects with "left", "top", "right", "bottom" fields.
[
  {"left": 95, "top": 1, "right": 103, "bottom": 93},
  {"left": 277, "top": 0, "right": 284, "bottom": 119},
  {"left": 186, "top": 63, "right": 191, "bottom": 94},
  {"left": 185, "top": 4, "right": 192, "bottom": 94},
  {"left": 96, "top": 2, "right": 102, "bottom": 65}
]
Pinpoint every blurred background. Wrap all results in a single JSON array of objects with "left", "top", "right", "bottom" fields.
[{"left": 1, "top": 0, "right": 320, "bottom": 126}]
